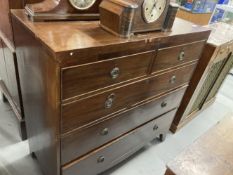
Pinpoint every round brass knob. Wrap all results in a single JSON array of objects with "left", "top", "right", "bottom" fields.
[
  {"left": 153, "top": 124, "right": 159, "bottom": 131},
  {"left": 105, "top": 99, "right": 113, "bottom": 109},
  {"left": 110, "top": 67, "right": 120, "bottom": 79},
  {"left": 178, "top": 51, "right": 185, "bottom": 61},
  {"left": 170, "top": 75, "right": 176, "bottom": 84},
  {"left": 97, "top": 156, "right": 105, "bottom": 163},
  {"left": 100, "top": 128, "right": 109, "bottom": 136},
  {"left": 105, "top": 93, "right": 116, "bottom": 109},
  {"left": 161, "top": 102, "right": 167, "bottom": 108}
]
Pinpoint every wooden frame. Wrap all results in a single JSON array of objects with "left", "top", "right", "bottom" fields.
[
  {"left": 99, "top": 0, "right": 178, "bottom": 37},
  {"left": 171, "top": 23, "right": 233, "bottom": 133},
  {"left": 0, "top": 0, "right": 42, "bottom": 140}
]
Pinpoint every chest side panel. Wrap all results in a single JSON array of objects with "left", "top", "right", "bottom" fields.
[{"left": 12, "top": 15, "right": 61, "bottom": 175}]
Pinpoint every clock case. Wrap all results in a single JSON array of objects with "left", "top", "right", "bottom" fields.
[
  {"left": 99, "top": 0, "right": 179, "bottom": 37},
  {"left": 25, "top": 0, "right": 102, "bottom": 21}
]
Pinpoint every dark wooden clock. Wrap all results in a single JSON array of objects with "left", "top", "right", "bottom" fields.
[
  {"left": 100, "top": 0, "right": 179, "bottom": 37},
  {"left": 25, "top": 0, "right": 103, "bottom": 21}
]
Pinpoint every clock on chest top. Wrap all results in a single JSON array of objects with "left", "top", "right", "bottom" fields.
[
  {"left": 100, "top": 0, "right": 179, "bottom": 37},
  {"left": 25, "top": 0, "right": 103, "bottom": 21}
]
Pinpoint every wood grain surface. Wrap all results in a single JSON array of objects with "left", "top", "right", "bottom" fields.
[
  {"left": 166, "top": 114, "right": 233, "bottom": 175},
  {"left": 61, "top": 87, "right": 187, "bottom": 164},
  {"left": 153, "top": 40, "right": 205, "bottom": 74},
  {"left": 61, "top": 63, "right": 197, "bottom": 133},
  {"left": 63, "top": 110, "right": 177, "bottom": 175},
  {"left": 62, "top": 51, "right": 154, "bottom": 100}
]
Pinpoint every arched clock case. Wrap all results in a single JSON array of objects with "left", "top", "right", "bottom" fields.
[
  {"left": 25, "top": 0, "right": 103, "bottom": 21},
  {"left": 100, "top": 0, "right": 179, "bottom": 37}
]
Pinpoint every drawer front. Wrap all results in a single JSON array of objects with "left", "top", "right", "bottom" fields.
[
  {"left": 62, "top": 109, "right": 176, "bottom": 175},
  {"left": 62, "top": 51, "right": 154, "bottom": 100},
  {"left": 62, "top": 63, "right": 196, "bottom": 133},
  {"left": 153, "top": 41, "right": 205, "bottom": 73},
  {"left": 61, "top": 87, "right": 186, "bottom": 164}
]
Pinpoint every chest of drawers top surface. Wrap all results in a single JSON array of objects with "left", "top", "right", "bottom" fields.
[
  {"left": 11, "top": 9, "right": 210, "bottom": 66},
  {"left": 206, "top": 23, "right": 233, "bottom": 63},
  {"left": 207, "top": 22, "right": 233, "bottom": 47}
]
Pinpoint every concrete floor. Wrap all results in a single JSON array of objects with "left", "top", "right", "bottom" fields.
[{"left": 0, "top": 74, "right": 233, "bottom": 175}]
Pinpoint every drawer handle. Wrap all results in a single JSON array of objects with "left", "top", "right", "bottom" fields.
[
  {"left": 100, "top": 128, "right": 109, "bottom": 136},
  {"left": 153, "top": 124, "right": 159, "bottom": 131},
  {"left": 97, "top": 156, "right": 105, "bottom": 163},
  {"left": 178, "top": 51, "right": 185, "bottom": 61},
  {"left": 110, "top": 67, "right": 120, "bottom": 79},
  {"left": 161, "top": 102, "right": 167, "bottom": 108},
  {"left": 170, "top": 76, "right": 176, "bottom": 84},
  {"left": 105, "top": 93, "right": 116, "bottom": 109}
]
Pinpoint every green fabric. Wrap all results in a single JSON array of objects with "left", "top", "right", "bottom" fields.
[
  {"left": 189, "top": 58, "right": 227, "bottom": 114},
  {"left": 205, "top": 54, "right": 233, "bottom": 102}
]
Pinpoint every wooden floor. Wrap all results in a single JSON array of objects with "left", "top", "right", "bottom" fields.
[{"left": 0, "top": 74, "right": 233, "bottom": 175}]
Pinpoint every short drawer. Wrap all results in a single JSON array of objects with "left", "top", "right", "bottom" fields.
[
  {"left": 61, "top": 63, "right": 196, "bottom": 133},
  {"left": 152, "top": 41, "right": 205, "bottom": 73},
  {"left": 61, "top": 87, "right": 186, "bottom": 164},
  {"left": 62, "top": 51, "right": 154, "bottom": 100},
  {"left": 62, "top": 109, "right": 176, "bottom": 175}
]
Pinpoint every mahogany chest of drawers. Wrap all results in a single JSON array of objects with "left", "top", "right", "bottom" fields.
[
  {"left": 11, "top": 10, "right": 210, "bottom": 175},
  {"left": 171, "top": 22, "right": 233, "bottom": 133},
  {"left": 0, "top": 0, "right": 42, "bottom": 140}
]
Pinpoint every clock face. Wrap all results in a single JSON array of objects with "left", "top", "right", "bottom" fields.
[
  {"left": 69, "top": 0, "right": 97, "bottom": 10},
  {"left": 142, "top": 0, "right": 167, "bottom": 23}
]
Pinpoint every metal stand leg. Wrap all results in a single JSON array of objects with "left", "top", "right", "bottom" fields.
[
  {"left": 31, "top": 152, "right": 37, "bottom": 159},
  {"left": 20, "top": 120, "right": 27, "bottom": 141},
  {"left": 1, "top": 93, "right": 8, "bottom": 103},
  {"left": 159, "top": 133, "right": 166, "bottom": 142}
]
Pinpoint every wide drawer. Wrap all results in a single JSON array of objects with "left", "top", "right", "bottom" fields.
[
  {"left": 62, "top": 51, "right": 154, "bottom": 100},
  {"left": 61, "top": 63, "right": 196, "bottom": 133},
  {"left": 61, "top": 87, "right": 186, "bottom": 164},
  {"left": 152, "top": 41, "right": 205, "bottom": 73},
  {"left": 62, "top": 109, "right": 176, "bottom": 175}
]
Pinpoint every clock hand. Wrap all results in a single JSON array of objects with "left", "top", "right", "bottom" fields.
[{"left": 150, "top": 1, "right": 157, "bottom": 15}]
